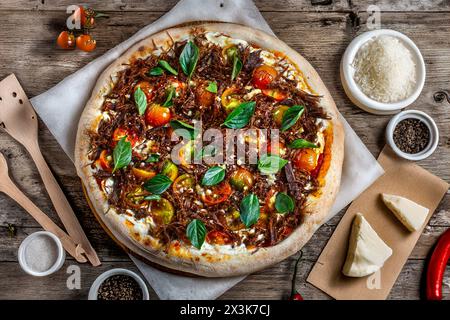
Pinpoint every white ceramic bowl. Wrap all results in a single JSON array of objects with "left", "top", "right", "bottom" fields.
[
  {"left": 386, "top": 110, "right": 439, "bottom": 161},
  {"left": 88, "top": 268, "right": 149, "bottom": 300},
  {"left": 341, "top": 29, "right": 426, "bottom": 115},
  {"left": 18, "top": 231, "right": 65, "bottom": 277}
]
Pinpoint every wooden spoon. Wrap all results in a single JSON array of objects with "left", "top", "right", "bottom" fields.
[
  {"left": 0, "top": 74, "right": 100, "bottom": 266},
  {"left": 0, "top": 153, "right": 86, "bottom": 262}
]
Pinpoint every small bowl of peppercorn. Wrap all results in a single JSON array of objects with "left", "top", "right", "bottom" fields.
[
  {"left": 386, "top": 110, "right": 439, "bottom": 161},
  {"left": 88, "top": 268, "right": 149, "bottom": 300}
]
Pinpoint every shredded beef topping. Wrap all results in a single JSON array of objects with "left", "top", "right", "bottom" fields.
[{"left": 88, "top": 31, "right": 328, "bottom": 250}]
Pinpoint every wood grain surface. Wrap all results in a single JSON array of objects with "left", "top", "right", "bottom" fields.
[{"left": 0, "top": 0, "right": 449, "bottom": 300}]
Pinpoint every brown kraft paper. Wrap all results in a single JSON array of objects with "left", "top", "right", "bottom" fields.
[{"left": 307, "top": 146, "right": 449, "bottom": 300}]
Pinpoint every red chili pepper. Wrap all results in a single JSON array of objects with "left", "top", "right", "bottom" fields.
[
  {"left": 289, "top": 251, "right": 304, "bottom": 300},
  {"left": 426, "top": 228, "right": 450, "bottom": 300}
]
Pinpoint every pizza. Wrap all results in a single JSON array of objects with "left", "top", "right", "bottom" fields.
[{"left": 75, "top": 23, "right": 344, "bottom": 277}]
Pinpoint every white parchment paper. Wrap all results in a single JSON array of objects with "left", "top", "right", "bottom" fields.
[{"left": 30, "top": 0, "right": 383, "bottom": 300}]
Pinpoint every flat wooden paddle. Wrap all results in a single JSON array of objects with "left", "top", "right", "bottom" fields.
[
  {"left": 0, "top": 153, "right": 86, "bottom": 262},
  {"left": 0, "top": 74, "right": 100, "bottom": 266}
]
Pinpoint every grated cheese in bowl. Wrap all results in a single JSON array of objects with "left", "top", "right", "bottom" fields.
[{"left": 352, "top": 35, "right": 416, "bottom": 103}]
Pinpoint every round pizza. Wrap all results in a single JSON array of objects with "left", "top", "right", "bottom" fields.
[{"left": 75, "top": 23, "right": 344, "bottom": 277}]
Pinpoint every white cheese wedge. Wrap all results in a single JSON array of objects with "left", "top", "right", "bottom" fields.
[
  {"left": 342, "top": 213, "right": 393, "bottom": 277},
  {"left": 381, "top": 194, "right": 429, "bottom": 232}
]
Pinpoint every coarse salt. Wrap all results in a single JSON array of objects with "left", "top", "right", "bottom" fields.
[{"left": 24, "top": 234, "right": 59, "bottom": 272}]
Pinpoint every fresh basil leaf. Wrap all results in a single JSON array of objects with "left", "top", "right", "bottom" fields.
[
  {"left": 186, "top": 219, "right": 206, "bottom": 249},
  {"left": 148, "top": 67, "right": 164, "bottom": 76},
  {"left": 143, "top": 194, "right": 161, "bottom": 201},
  {"left": 112, "top": 137, "right": 132, "bottom": 173},
  {"left": 134, "top": 87, "right": 147, "bottom": 116},
  {"left": 143, "top": 174, "right": 172, "bottom": 194},
  {"left": 275, "top": 192, "right": 294, "bottom": 214},
  {"left": 281, "top": 105, "right": 304, "bottom": 132},
  {"left": 231, "top": 55, "right": 242, "bottom": 81},
  {"left": 169, "top": 120, "right": 197, "bottom": 140},
  {"left": 163, "top": 86, "right": 175, "bottom": 107},
  {"left": 222, "top": 101, "right": 256, "bottom": 129},
  {"left": 258, "top": 154, "right": 288, "bottom": 175},
  {"left": 240, "top": 193, "right": 260, "bottom": 228},
  {"left": 206, "top": 81, "right": 217, "bottom": 93},
  {"left": 288, "top": 138, "right": 318, "bottom": 149},
  {"left": 158, "top": 60, "right": 178, "bottom": 75},
  {"left": 202, "top": 166, "right": 225, "bottom": 186},
  {"left": 179, "top": 41, "right": 199, "bottom": 78},
  {"left": 146, "top": 154, "right": 160, "bottom": 163}
]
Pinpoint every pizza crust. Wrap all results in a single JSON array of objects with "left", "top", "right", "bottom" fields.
[{"left": 75, "top": 23, "right": 344, "bottom": 277}]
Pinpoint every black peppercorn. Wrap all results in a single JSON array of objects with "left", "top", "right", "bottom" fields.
[
  {"left": 97, "top": 275, "right": 143, "bottom": 300},
  {"left": 393, "top": 118, "right": 430, "bottom": 154}
]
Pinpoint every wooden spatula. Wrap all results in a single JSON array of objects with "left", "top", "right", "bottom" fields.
[
  {"left": 0, "top": 74, "right": 100, "bottom": 266},
  {"left": 0, "top": 153, "right": 87, "bottom": 262}
]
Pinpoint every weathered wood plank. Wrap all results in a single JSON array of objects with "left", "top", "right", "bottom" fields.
[
  {"left": 0, "top": 258, "right": 447, "bottom": 300},
  {"left": 349, "top": 0, "right": 450, "bottom": 12},
  {"left": 1, "top": 223, "right": 447, "bottom": 263},
  {"left": 0, "top": 0, "right": 349, "bottom": 12}
]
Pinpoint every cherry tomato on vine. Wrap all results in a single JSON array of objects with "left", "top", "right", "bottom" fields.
[
  {"left": 76, "top": 34, "right": 97, "bottom": 52},
  {"left": 56, "top": 31, "right": 75, "bottom": 49}
]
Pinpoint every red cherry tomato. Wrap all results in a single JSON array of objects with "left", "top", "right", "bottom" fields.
[
  {"left": 206, "top": 230, "right": 233, "bottom": 245},
  {"left": 76, "top": 34, "right": 96, "bottom": 52},
  {"left": 195, "top": 82, "right": 215, "bottom": 107},
  {"left": 290, "top": 293, "right": 304, "bottom": 300},
  {"left": 96, "top": 150, "right": 112, "bottom": 171},
  {"left": 262, "top": 89, "right": 287, "bottom": 101},
  {"left": 292, "top": 148, "right": 319, "bottom": 172},
  {"left": 201, "top": 181, "right": 233, "bottom": 206},
  {"left": 145, "top": 104, "right": 171, "bottom": 127},
  {"left": 252, "top": 65, "right": 278, "bottom": 89},
  {"left": 135, "top": 81, "right": 155, "bottom": 102},
  {"left": 112, "top": 128, "right": 138, "bottom": 147},
  {"left": 267, "top": 140, "right": 287, "bottom": 157},
  {"left": 56, "top": 31, "right": 75, "bottom": 49}
]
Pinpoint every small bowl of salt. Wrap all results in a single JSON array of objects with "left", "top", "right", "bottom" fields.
[
  {"left": 18, "top": 231, "right": 65, "bottom": 276},
  {"left": 341, "top": 29, "right": 426, "bottom": 114}
]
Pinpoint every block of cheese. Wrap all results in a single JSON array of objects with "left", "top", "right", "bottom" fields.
[
  {"left": 342, "top": 213, "right": 393, "bottom": 277},
  {"left": 381, "top": 194, "right": 429, "bottom": 232}
]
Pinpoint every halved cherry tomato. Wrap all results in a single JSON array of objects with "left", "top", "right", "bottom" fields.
[
  {"left": 161, "top": 159, "right": 179, "bottom": 181},
  {"left": 267, "top": 140, "right": 287, "bottom": 157},
  {"left": 206, "top": 230, "right": 233, "bottom": 245},
  {"left": 264, "top": 188, "right": 278, "bottom": 212},
  {"left": 135, "top": 81, "right": 155, "bottom": 102},
  {"left": 56, "top": 31, "right": 75, "bottom": 49},
  {"left": 176, "top": 141, "right": 194, "bottom": 167},
  {"left": 112, "top": 128, "right": 138, "bottom": 147},
  {"left": 221, "top": 86, "right": 242, "bottom": 114},
  {"left": 96, "top": 150, "right": 112, "bottom": 171},
  {"left": 272, "top": 105, "right": 290, "bottom": 127},
  {"left": 195, "top": 82, "right": 215, "bottom": 107},
  {"left": 262, "top": 89, "right": 287, "bottom": 101},
  {"left": 292, "top": 148, "right": 319, "bottom": 172},
  {"left": 222, "top": 45, "right": 238, "bottom": 62},
  {"left": 201, "top": 181, "right": 232, "bottom": 206},
  {"left": 76, "top": 34, "right": 96, "bottom": 52},
  {"left": 149, "top": 198, "right": 174, "bottom": 224},
  {"left": 145, "top": 104, "right": 171, "bottom": 127},
  {"left": 132, "top": 167, "right": 156, "bottom": 180},
  {"left": 230, "top": 168, "right": 254, "bottom": 191},
  {"left": 172, "top": 174, "right": 195, "bottom": 194},
  {"left": 252, "top": 65, "right": 278, "bottom": 89}
]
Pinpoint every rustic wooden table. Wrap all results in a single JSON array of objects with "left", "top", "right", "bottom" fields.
[{"left": 0, "top": 0, "right": 449, "bottom": 300}]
